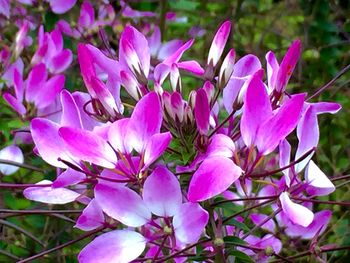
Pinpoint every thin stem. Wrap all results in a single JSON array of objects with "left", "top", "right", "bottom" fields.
[
  {"left": 0, "top": 159, "right": 47, "bottom": 174},
  {"left": 17, "top": 227, "right": 105, "bottom": 263},
  {"left": 0, "top": 183, "right": 51, "bottom": 188},
  {"left": 209, "top": 110, "right": 235, "bottom": 138},
  {"left": 307, "top": 64, "right": 350, "bottom": 100},
  {"left": 291, "top": 197, "right": 350, "bottom": 206},
  {"left": 211, "top": 195, "right": 278, "bottom": 207},
  {"left": 331, "top": 174, "right": 350, "bottom": 182},
  {"left": 248, "top": 148, "right": 315, "bottom": 178},
  {"left": 0, "top": 209, "right": 82, "bottom": 214}
]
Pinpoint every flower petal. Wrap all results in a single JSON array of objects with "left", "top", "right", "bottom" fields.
[
  {"left": 305, "top": 160, "right": 335, "bottom": 196},
  {"left": 173, "top": 203, "right": 209, "bottom": 245},
  {"left": 188, "top": 157, "right": 242, "bottom": 202},
  {"left": 78, "top": 230, "right": 146, "bottom": 263},
  {"left": 52, "top": 168, "right": 86, "bottom": 188},
  {"left": 95, "top": 184, "right": 151, "bottom": 227},
  {"left": 279, "top": 192, "right": 314, "bottom": 227},
  {"left": 3, "top": 93, "right": 26, "bottom": 115},
  {"left": 60, "top": 90, "right": 83, "bottom": 128},
  {"left": 143, "top": 166, "right": 182, "bottom": 217},
  {"left": 250, "top": 213, "right": 276, "bottom": 233},
  {"left": 194, "top": 88, "right": 210, "bottom": 135},
  {"left": 35, "top": 75, "right": 65, "bottom": 109},
  {"left": 75, "top": 199, "right": 104, "bottom": 231},
  {"left": 49, "top": 0, "right": 77, "bottom": 14},
  {"left": 49, "top": 49, "right": 73, "bottom": 74},
  {"left": 207, "top": 20, "right": 231, "bottom": 66},
  {"left": 0, "top": 145, "right": 24, "bottom": 175},
  {"left": 23, "top": 180, "right": 80, "bottom": 204},
  {"left": 143, "top": 132, "right": 172, "bottom": 169}
]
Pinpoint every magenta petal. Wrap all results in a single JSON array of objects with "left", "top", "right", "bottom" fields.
[
  {"left": 53, "top": 168, "right": 85, "bottom": 188},
  {"left": 194, "top": 88, "right": 210, "bottom": 135},
  {"left": 279, "top": 139, "right": 291, "bottom": 186},
  {"left": 285, "top": 210, "right": 332, "bottom": 239},
  {"left": 177, "top": 60, "right": 204, "bottom": 75},
  {"left": 295, "top": 105, "right": 318, "bottom": 172},
  {"left": 23, "top": 180, "right": 80, "bottom": 204},
  {"left": 206, "top": 134, "right": 235, "bottom": 158},
  {"left": 13, "top": 68, "right": 24, "bottom": 101},
  {"left": 257, "top": 93, "right": 306, "bottom": 155},
  {"left": 35, "top": 75, "right": 65, "bottom": 109},
  {"left": 275, "top": 40, "right": 301, "bottom": 92},
  {"left": 240, "top": 72, "right": 272, "bottom": 147},
  {"left": 0, "top": 0, "right": 10, "bottom": 18},
  {"left": 49, "top": 0, "right": 77, "bottom": 14},
  {"left": 279, "top": 192, "right": 314, "bottom": 227},
  {"left": 143, "top": 166, "right": 182, "bottom": 217},
  {"left": 312, "top": 102, "right": 341, "bottom": 114},
  {"left": 75, "top": 199, "right": 104, "bottom": 231},
  {"left": 305, "top": 160, "right": 335, "bottom": 196},
  {"left": 188, "top": 157, "right": 242, "bottom": 202},
  {"left": 31, "top": 118, "right": 69, "bottom": 168},
  {"left": 95, "top": 184, "right": 151, "bottom": 227},
  {"left": 143, "top": 132, "right": 172, "bottom": 169},
  {"left": 78, "top": 230, "right": 146, "bottom": 263},
  {"left": 265, "top": 51, "right": 279, "bottom": 90},
  {"left": 59, "top": 127, "right": 116, "bottom": 169},
  {"left": 78, "top": 1, "right": 94, "bottom": 28},
  {"left": 60, "top": 90, "right": 83, "bottom": 128},
  {"left": 26, "top": 63, "right": 47, "bottom": 103},
  {"left": 49, "top": 49, "right": 73, "bottom": 74},
  {"left": 3, "top": 93, "right": 26, "bottom": 115},
  {"left": 108, "top": 118, "right": 132, "bottom": 153},
  {"left": 127, "top": 92, "right": 162, "bottom": 152},
  {"left": 163, "top": 39, "right": 194, "bottom": 65},
  {"left": 158, "top": 39, "right": 183, "bottom": 61},
  {"left": 173, "top": 203, "right": 209, "bottom": 245},
  {"left": 0, "top": 145, "right": 24, "bottom": 175},
  {"left": 256, "top": 235, "right": 282, "bottom": 254},
  {"left": 207, "top": 20, "right": 231, "bottom": 66},
  {"left": 250, "top": 213, "right": 276, "bottom": 232}
]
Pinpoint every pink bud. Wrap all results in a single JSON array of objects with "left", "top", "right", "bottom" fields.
[
  {"left": 218, "top": 49, "right": 235, "bottom": 88},
  {"left": 207, "top": 20, "right": 231, "bottom": 67},
  {"left": 120, "top": 70, "right": 140, "bottom": 101}
]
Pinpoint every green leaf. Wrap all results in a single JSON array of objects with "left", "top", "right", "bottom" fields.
[
  {"left": 223, "top": 218, "right": 250, "bottom": 232},
  {"left": 223, "top": 236, "right": 247, "bottom": 246},
  {"left": 227, "top": 250, "right": 254, "bottom": 262}
]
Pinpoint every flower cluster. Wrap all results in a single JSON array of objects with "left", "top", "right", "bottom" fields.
[{"left": 0, "top": 2, "right": 343, "bottom": 262}]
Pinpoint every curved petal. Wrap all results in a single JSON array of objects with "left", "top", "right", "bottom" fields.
[
  {"left": 173, "top": 203, "right": 209, "bottom": 245},
  {"left": 23, "top": 180, "right": 80, "bottom": 204},
  {"left": 265, "top": 51, "right": 279, "bottom": 90},
  {"left": 250, "top": 213, "right": 276, "bottom": 233},
  {"left": 60, "top": 90, "right": 83, "bottom": 128},
  {"left": 95, "top": 184, "right": 151, "bottom": 227},
  {"left": 143, "top": 166, "right": 182, "bottom": 217},
  {"left": 305, "top": 160, "right": 335, "bottom": 196},
  {"left": 207, "top": 20, "right": 231, "bottom": 66},
  {"left": 206, "top": 134, "right": 235, "bottom": 158},
  {"left": 53, "top": 168, "right": 85, "bottom": 188},
  {"left": 49, "top": 49, "right": 73, "bottom": 74},
  {"left": 49, "top": 0, "right": 77, "bottom": 14},
  {"left": 3, "top": 93, "right": 26, "bottom": 115},
  {"left": 35, "top": 75, "right": 65, "bottom": 109},
  {"left": 30, "top": 118, "right": 69, "bottom": 168},
  {"left": 78, "top": 230, "right": 146, "bottom": 263},
  {"left": 127, "top": 92, "right": 162, "bottom": 153},
  {"left": 75, "top": 199, "right": 104, "bottom": 231},
  {"left": 177, "top": 60, "right": 204, "bottom": 75},
  {"left": 188, "top": 157, "right": 242, "bottom": 202},
  {"left": 59, "top": 127, "right": 117, "bottom": 169},
  {"left": 279, "top": 192, "right": 314, "bottom": 227},
  {"left": 108, "top": 118, "right": 132, "bottom": 153},
  {"left": 194, "top": 88, "right": 210, "bottom": 135},
  {"left": 0, "top": 145, "right": 24, "bottom": 175},
  {"left": 143, "top": 132, "right": 172, "bottom": 169}
]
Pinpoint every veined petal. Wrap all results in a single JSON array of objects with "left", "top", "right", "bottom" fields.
[
  {"left": 240, "top": 72, "right": 272, "bottom": 147},
  {"left": 279, "top": 192, "right": 314, "bottom": 227},
  {"left": 23, "top": 180, "right": 80, "bottom": 204},
  {"left": 95, "top": 184, "right": 151, "bottom": 227},
  {"left": 188, "top": 157, "right": 242, "bottom": 202},
  {"left": 173, "top": 203, "right": 209, "bottom": 245},
  {"left": 143, "top": 166, "right": 182, "bottom": 217},
  {"left": 305, "top": 160, "right": 335, "bottom": 196},
  {"left": 0, "top": 145, "right": 24, "bottom": 175},
  {"left": 59, "top": 127, "right": 117, "bottom": 169},
  {"left": 127, "top": 92, "right": 162, "bottom": 153},
  {"left": 143, "top": 132, "right": 172, "bottom": 170},
  {"left": 275, "top": 40, "right": 301, "bottom": 92},
  {"left": 257, "top": 93, "right": 305, "bottom": 155},
  {"left": 75, "top": 199, "right": 104, "bottom": 231},
  {"left": 78, "top": 230, "right": 146, "bottom": 263},
  {"left": 30, "top": 118, "right": 69, "bottom": 168}
]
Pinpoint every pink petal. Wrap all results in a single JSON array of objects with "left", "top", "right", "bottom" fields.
[
  {"left": 173, "top": 203, "right": 209, "bottom": 245},
  {"left": 206, "top": 134, "right": 235, "bottom": 158},
  {"left": 26, "top": 63, "right": 47, "bottom": 103},
  {"left": 279, "top": 139, "right": 291, "bottom": 186},
  {"left": 158, "top": 39, "right": 183, "bottom": 61},
  {"left": 285, "top": 210, "right": 332, "bottom": 239},
  {"left": 265, "top": 51, "right": 279, "bottom": 90},
  {"left": 143, "top": 166, "right": 182, "bottom": 217},
  {"left": 95, "top": 184, "right": 151, "bottom": 227},
  {"left": 78, "top": 230, "right": 146, "bottom": 263},
  {"left": 30, "top": 118, "right": 69, "bottom": 168},
  {"left": 35, "top": 75, "right": 65, "bottom": 109},
  {"left": 240, "top": 72, "right": 272, "bottom": 147},
  {"left": 312, "top": 102, "right": 342, "bottom": 114},
  {"left": 163, "top": 39, "right": 194, "bottom": 65},
  {"left": 0, "top": 0, "right": 10, "bottom": 18},
  {"left": 127, "top": 92, "right": 162, "bottom": 153},
  {"left": 75, "top": 199, "right": 104, "bottom": 231},
  {"left": 59, "top": 127, "right": 117, "bottom": 169},
  {"left": 0, "top": 145, "right": 24, "bottom": 175},
  {"left": 3, "top": 93, "right": 26, "bottom": 115},
  {"left": 49, "top": 49, "right": 73, "bottom": 74},
  {"left": 108, "top": 118, "right": 131, "bottom": 153},
  {"left": 275, "top": 40, "right": 301, "bottom": 92},
  {"left": 305, "top": 160, "right": 335, "bottom": 196},
  {"left": 207, "top": 20, "right": 231, "bottom": 66},
  {"left": 52, "top": 168, "right": 86, "bottom": 188},
  {"left": 78, "top": 1, "right": 95, "bottom": 28},
  {"left": 49, "top": 0, "right": 77, "bottom": 14},
  {"left": 279, "top": 192, "right": 314, "bottom": 227},
  {"left": 23, "top": 180, "right": 80, "bottom": 204},
  {"left": 188, "top": 157, "right": 242, "bottom": 202},
  {"left": 177, "top": 60, "right": 204, "bottom": 75},
  {"left": 250, "top": 213, "right": 276, "bottom": 232},
  {"left": 257, "top": 93, "right": 306, "bottom": 155},
  {"left": 194, "top": 88, "right": 210, "bottom": 135},
  {"left": 60, "top": 90, "right": 83, "bottom": 128},
  {"left": 13, "top": 68, "right": 24, "bottom": 101},
  {"left": 143, "top": 132, "right": 172, "bottom": 170}
]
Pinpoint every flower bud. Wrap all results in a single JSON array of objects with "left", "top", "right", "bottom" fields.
[
  {"left": 207, "top": 20, "right": 231, "bottom": 67},
  {"left": 218, "top": 49, "right": 235, "bottom": 89}
]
